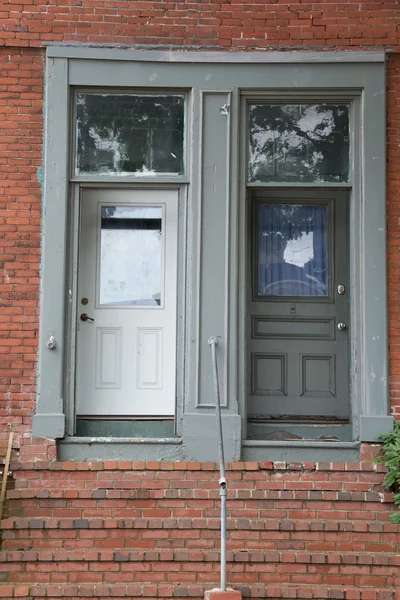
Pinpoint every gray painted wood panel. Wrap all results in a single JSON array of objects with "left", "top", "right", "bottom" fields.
[{"left": 197, "top": 92, "right": 230, "bottom": 408}]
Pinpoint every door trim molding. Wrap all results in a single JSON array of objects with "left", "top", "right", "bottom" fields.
[{"left": 34, "top": 50, "right": 391, "bottom": 454}]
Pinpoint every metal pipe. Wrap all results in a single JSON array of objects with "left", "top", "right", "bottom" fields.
[{"left": 208, "top": 336, "right": 227, "bottom": 591}]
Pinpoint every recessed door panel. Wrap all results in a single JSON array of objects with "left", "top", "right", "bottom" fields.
[
  {"left": 95, "top": 328, "right": 122, "bottom": 389},
  {"left": 137, "top": 328, "right": 163, "bottom": 389},
  {"left": 76, "top": 189, "right": 178, "bottom": 416},
  {"left": 248, "top": 190, "right": 349, "bottom": 421}
]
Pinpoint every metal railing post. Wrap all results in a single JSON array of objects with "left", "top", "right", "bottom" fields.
[{"left": 208, "top": 336, "right": 227, "bottom": 591}]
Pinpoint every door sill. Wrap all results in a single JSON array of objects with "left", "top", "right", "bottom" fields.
[
  {"left": 75, "top": 418, "right": 175, "bottom": 438},
  {"left": 58, "top": 436, "right": 182, "bottom": 461},
  {"left": 242, "top": 439, "right": 360, "bottom": 462},
  {"left": 247, "top": 419, "right": 352, "bottom": 442}
]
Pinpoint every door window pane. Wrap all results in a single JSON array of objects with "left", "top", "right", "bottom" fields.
[
  {"left": 99, "top": 206, "right": 163, "bottom": 307},
  {"left": 257, "top": 204, "right": 328, "bottom": 297},
  {"left": 248, "top": 104, "right": 349, "bottom": 183},
  {"left": 75, "top": 94, "right": 185, "bottom": 176}
]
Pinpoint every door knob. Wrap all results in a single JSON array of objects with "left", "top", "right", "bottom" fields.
[
  {"left": 80, "top": 313, "right": 94, "bottom": 322},
  {"left": 337, "top": 322, "right": 347, "bottom": 331}
]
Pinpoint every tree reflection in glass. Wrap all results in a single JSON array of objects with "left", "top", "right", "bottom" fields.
[{"left": 248, "top": 104, "right": 349, "bottom": 183}]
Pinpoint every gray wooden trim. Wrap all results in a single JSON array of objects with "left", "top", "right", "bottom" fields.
[
  {"left": 33, "top": 57, "right": 69, "bottom": 440},
  {"left": 61, "top": 436, "right": 182, "bottom": 444},
  {"left": 64, "top": 185, "right": 80, "bottom": 436},
  {"left": 242, "top": 90, "right": 362, "bottom": 100},
  {"left": 68, "top": 62, "right": 385, "bottom": 91},
  {"left": 34, "top": 49, "right": 390, "bottom": 453},
  {"left": 238, "top": 70, "right": 389, "bottom": 448},
  {"left": 59, "top": 436, "right": 183, "bottom": 461},
  {"left": 242, "top": 440, "right": 360, "bottom": 462},
  {"left": 359, "top": 416, "right": 394, "bottom": 442},
  {"left": 243, "top": 439, "right": 359, "bottom": 448},
  {"left": 182, "top": 413, "right": 242, "bottom": 462},
  {"left": 358, "top": 64, "right": 389, "bottom": 441},
  {"left": 71, "top": 176, "right": 190, "bottom": 184},
  {"left": 183, "top": 86, "right": 200, "bottom": 416},
  {"left": 228, "top": 88, "right": 240, "bottom": 421},
  {"left": 174, "top": 185, "right": 189, "bottom": 436},
  {"left": 47, "top": 46, "right": 385, "bottom": 64},
  {"left": 32, "top": 413, "right": 65, "bottom": 439},
  {"left": 196, "top": 91, "right": 231, "bottom": 409},
  {"left": 246, "top": 182, "right": 353, "bottom": 189}
]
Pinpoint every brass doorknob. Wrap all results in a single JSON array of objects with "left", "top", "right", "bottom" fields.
[{"left": 80, "top": 313, "right": 94, "bottom": 322}]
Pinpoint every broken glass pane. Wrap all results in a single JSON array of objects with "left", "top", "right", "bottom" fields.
[
  {"left": 75, "top": 94, "right": 185, "bottom": 176},
  {"left": 248, "top": 104, "right": 349, "bottom": 183}
]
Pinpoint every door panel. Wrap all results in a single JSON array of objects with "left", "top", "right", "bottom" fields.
[
  {"left": 248, "top": 190, "right": 349, "bottom": 421},
  {"left": 76, "top": 189, "right": 178, "bottom": 416}
]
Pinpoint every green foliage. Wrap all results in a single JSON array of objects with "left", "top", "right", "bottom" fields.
[{"left": 374, "top": 420, "right": 400, "bottom": 523}]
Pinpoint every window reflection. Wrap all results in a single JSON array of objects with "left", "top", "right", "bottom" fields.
[
  {"left": 75, "top": 94, "right": 185, "bottom": 176},
  {"left": 248, "top": 104, "right": 349, "bottom": 183},
  {"left": 99, "top": 206, "right": 163, "bottom": 306},
  {"left": 257, "top": 204, "right": 328, "bottom": 297}
]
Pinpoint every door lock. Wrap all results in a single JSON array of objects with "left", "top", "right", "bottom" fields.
[
  {"left": 337, "top": 322, "right": 347, "bottom": 331},
  {"left": 80, "top": 313, "right": 94, "bottom": 322},
  {"left": 337, "top": 284, "right": 345, "bottom": 295}
]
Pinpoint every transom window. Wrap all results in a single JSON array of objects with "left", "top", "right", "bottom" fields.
[
  {"left": 75, "top": 93, "right": 186, "bottom": 176},
  {"left": 248, "top": 103, "right": 350, "bottom": 183}
]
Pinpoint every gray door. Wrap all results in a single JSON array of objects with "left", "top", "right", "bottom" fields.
[{"left": 248, "top": 190, "right": 349, "bottom": 422}]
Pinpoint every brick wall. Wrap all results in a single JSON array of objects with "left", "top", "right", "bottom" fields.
[
  {"left": 0, "top": 1, "right": 399, "bottom": 445},
  {"left": 0, "top": 1, "right": 400, "bottom": 51},
  {"left": 0, "top": 47, "right": 43, "bottom": 440},
  {"left": 1, "top": 5, "right": 400, "bottom": 596}
]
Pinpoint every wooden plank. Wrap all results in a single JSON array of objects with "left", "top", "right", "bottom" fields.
[{"left": 0, "top": 432, "right": 13, "bottom": 522}]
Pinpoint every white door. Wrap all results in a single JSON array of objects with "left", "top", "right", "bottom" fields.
[{"left": 75, "top": 189, "right": 178, "bottom": 417}]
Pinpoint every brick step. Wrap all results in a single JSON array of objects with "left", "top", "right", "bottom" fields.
[
  {"left": 6, "top": 489, "right": 393, "bottom": 503},
  {"left": 5, "top": 490, "right": 394, "bottom": 522},
  {"left": 0, "top": 583, "right": 397, "bottom": 599},
  {"left": 5, "top": 505, "right": 394, "bottom": 521},
  {"left": 10, "top": 460, "right": 385, "bottom": 474},
  {"left": 1, "top": 548, "right": 399, "bottom": 566},
  {"left": 5, "top": 488, "right": 394, "bottom": 522},
  {"left": 8, "top": 460, "right": 388, "bottom": 499},
  {"left": 2, "top": 518, "right": 398, "bottom": 554},
  {"left": 1, "top": 517, "right": 398, "bottom": 533}
]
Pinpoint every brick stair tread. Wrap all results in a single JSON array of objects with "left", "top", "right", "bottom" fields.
[
  {"left": 0, "top": 548, "right": 399, "bottom": 566},
  {"left": 9, "top": 460, "right": 388, "bottom": 473},
  {"left": 5, "top": 489, "right": 393, "bottom": 502},
  {"left": 1, "top": 517, "right": 398, "bottom": 532},
  {"left": 0, "top": 583, "right": 397, "bottom": 599}
]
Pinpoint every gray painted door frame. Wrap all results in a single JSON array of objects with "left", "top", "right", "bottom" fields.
[
  {"left": 33, "top": 49, "right": 391, "bottom": 460},
  {"left": 247, "top": 188, "right": 350, "bottom": 428},
  {"left": 64, "top": 183, "right": 188, "bottom": 437}
]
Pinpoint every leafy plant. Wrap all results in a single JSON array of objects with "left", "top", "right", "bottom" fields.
[{"left": 374, "top": 420, "right": 400, "bottom": 523}]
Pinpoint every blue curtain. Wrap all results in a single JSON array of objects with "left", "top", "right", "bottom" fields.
[{"left": 258, "top": 204, "right": 328, "bottom": 297}]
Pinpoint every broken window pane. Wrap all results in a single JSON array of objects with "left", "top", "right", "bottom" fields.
[
  {"left": 75, "top": 94, "right": 185, "bottom": 176},
  {"left": 248, "top": 104, "right": 349, "bottom": 183}
]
